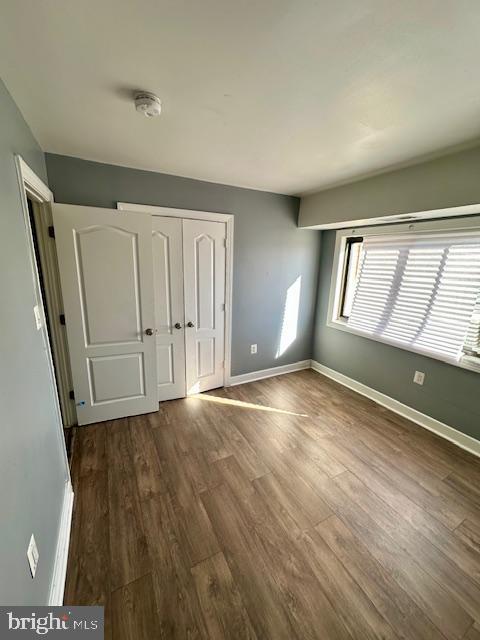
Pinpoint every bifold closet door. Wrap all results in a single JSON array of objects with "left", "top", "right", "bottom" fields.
[
  {"left": 183, "top": 219, "right": 226, "bottom": 394},
  {"left": 152, "top": 217, "right": 186, "bottom": 401},
  {"left": 53, "top": 204, "right": 158, "bottom": 425}
]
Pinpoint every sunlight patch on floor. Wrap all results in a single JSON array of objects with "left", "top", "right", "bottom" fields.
[{"left": 189, "top": 393, "right": 308, "bottom": 417}]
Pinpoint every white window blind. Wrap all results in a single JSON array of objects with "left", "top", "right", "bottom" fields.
[
  {"left": 463, "top": 293, "right": 480, "bottom": 357},
  {"left": 347, "top": 231, "right": 480, "bottom": 362}
]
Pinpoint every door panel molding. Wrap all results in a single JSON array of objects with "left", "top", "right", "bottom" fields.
[
  {"left": 152, "top": 230, "right": 173, "bottom": 331},
  {"left": 194, "top": 233, "right": 215, "bottom": 330},
  {"left": 117, "top": 202, "right": 233, "bottom": 385},
  {"left": 74, "top": 225, "right": 143, "bottom": 346},
  {"left": 157, "top": 344, "right": 174, "bottom": 386},
  {"left": 88, "top": 352, "right": 145, "bottom": 404}
]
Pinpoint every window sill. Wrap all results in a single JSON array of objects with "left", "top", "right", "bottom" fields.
[{"left": 327, "top": 317, "right": 480, "bottom": 375}]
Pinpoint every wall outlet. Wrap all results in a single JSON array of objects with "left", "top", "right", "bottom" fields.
[
  {"left": 27, "top": 534, "right": 39, "bottom": 578},
  {"left": 250, "top": 344, "right": 257, "bottom": 354},
  {"left": 413, "top": 371, "right": 425, "bottom": 385}
]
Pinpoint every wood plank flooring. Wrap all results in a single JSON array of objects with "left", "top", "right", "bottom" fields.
[{"left": 65, "top": 369, "right": 480, "bottom": 639}]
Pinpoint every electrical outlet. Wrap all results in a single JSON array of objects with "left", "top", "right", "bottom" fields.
[
  {"left": 250, "top": 344, "right": 257, "bottom": 354},
  {"left": 27, "top": 534, "right": 39, "bottom": 578},
  {"left": 413, "top": 371, "right": 425, "bottom": 385}
]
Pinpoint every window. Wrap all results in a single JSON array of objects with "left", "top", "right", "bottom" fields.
[
  {"left": 340, "top": 237, "right": 363, "bottom": 318},
  {"left": 329, "top": 219, "right": 480, "bottom": 372}
]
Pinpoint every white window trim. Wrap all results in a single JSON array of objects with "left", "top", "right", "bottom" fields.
[{"left": 327, "top": 215, "right": 480, "bottom": 374}]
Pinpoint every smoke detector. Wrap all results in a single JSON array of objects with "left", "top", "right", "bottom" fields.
[{"left": 134, "top": 91, "right": 162, "bottom": 118}]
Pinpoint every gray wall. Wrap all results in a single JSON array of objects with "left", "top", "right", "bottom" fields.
[
  {"left": 299, "top": 144, "right": 480, "bottom": 228},
  {"left": 45, "top": 154, "right": 321, "bottom": 376},
  {"left": 313, "top": 230, "right": 480, "bottom": 441},
  {"left": 0, "top": 80, "right": 68, "bottom": 603}
]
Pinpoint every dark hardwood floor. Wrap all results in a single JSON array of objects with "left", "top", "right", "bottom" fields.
[{"left": 65, "top": 369, "right": 480, "bottom": 639}]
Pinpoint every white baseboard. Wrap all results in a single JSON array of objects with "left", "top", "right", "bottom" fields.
[
  {"left": 227, "top": 360, "right": 311, "bottom": 386},
  {"left": 310, "top": 360, "right": 480, "bottom": 459},
  {"left": 48, "top": 480, "right": 74, "bottom": 605}
]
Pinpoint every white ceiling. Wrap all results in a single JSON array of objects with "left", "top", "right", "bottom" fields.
[{"left": 1, "top": 1, "right": 480, "bottom": 195}]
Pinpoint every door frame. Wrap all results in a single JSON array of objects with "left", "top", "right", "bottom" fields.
[
  {"left": 15, "top": 156, "right": 77, "bottom": 427},
  {"left": 15, "top": 155, "right": 72, "bottom": 478},
  {"left": 117, "top": 203, "right": 234, "bottom": 385}
]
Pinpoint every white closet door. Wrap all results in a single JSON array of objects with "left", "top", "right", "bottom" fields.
[
  {"left": 152, "top": 217, "right": 186, "bottom": 401},
  {"left": 183, "top": 219, "right": 226, "bottom": 394},
  {"left": 53, "top": 204, "right": 158, "bottom": 425}
]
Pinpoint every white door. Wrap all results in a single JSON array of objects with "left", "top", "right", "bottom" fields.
[
  {"left": 152, "top": 217, "right": 186, "bottom": 401},
  {"left": 183, "top": 219, "right": 226, "bottom": 394},
  {"left": 53, "top": 204, "right": 158, "bottom": 425}
]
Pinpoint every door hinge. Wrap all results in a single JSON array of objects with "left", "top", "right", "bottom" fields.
[
  {"left": 223, "top": 237, "right": 227, "bottom": 248},
  {"left": 220, "top": 303, "right": 225, "bottom": 311},
  {"left": 48, "top": 225, "right": 55, "bottom": 239},
  {"left": 69, "top": 390, "right": 75, "bottom": 400},
  {"left": 59, "top": 313, "right": 66, "bottom": 325},
  {"left": 221, "top": 361, "right": 225, "bottom": 368}
]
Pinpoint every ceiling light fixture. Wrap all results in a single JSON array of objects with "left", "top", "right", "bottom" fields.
[{"left": 134, "top": 91, "right": 162, "bottom": 118}]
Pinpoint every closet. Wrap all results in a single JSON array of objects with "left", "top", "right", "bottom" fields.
[
  {"left": 152, "top": 215, "right": 226, "bottom": 401},
  {"left": 53, "top": 203, "right": 228, "bottom": 425}
]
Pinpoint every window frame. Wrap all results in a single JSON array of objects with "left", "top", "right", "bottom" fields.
[
  {"left": 327, "top": 216, "right": 480, "bottom": 374},
  {"left": 339, "top": 235, "right": 363, "bottom": 319}
]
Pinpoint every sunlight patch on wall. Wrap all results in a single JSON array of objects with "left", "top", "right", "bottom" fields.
[{"left": 276, "top": 276, "right": 301, "bottom": 358}]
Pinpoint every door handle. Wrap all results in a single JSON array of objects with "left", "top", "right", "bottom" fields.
[
  {"left": 145, "top": 328, "right": 155, "bottom": 336},
  {"left": 174, "top": 322, "right": 182, "bottom": 330},
  {"left": 187, "top": 321, "right": 195, "bottom": 328}
]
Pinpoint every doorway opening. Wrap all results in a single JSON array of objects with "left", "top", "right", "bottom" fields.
[
  {"left": 27, "top": 198, "right": 75, "bottom": 451},
  {"left": 16, "top": 156, "right": 76, "bottom": 439}
]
